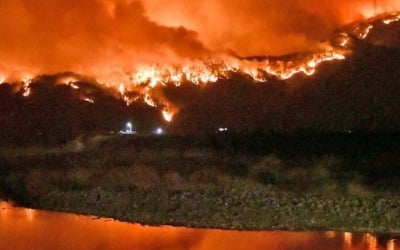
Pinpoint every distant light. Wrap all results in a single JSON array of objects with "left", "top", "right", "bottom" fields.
[
  {"left": 154, "top": 127, "right": 164, "bottom": 135},
  {"left": 218, "top": 128, "right": 228, "bottom": 132},
  {"left": 126, "top": 122, "right": 133, "bottom": 133},
  {"left": 119, "top": 122, "right": 135, "bottom": 135}
]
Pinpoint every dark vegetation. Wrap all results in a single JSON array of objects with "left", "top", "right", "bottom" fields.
[{"left": 1, "top": 133, "right": 400, "bottom": 233}]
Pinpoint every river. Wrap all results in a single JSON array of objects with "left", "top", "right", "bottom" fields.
[{"left": 0, "top": 201, "right": 398, "bottom": 250}]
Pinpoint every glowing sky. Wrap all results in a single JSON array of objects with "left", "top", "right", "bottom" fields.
[{"left": 0, "top": 0, "right": 399, "bottom": 77}]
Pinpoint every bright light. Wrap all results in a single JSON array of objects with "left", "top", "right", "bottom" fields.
[
  {"left": 126, "top": 122, "right": 133, "bottom": 133},
  {"left": 218, "top": 127, "right": 228, "bottom": 132},
  {"left": 119, "top": 122, "right": 135, "bottom": 135},
  {"left": 154, "top": 127, "right": 164, "bottom": 135}
]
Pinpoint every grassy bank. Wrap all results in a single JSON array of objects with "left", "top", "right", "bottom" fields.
[{"left": 1, "top": 133, "right": 400, "bottom": 233}]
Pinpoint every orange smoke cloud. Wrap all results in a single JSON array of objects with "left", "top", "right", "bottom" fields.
[
  {"left": 0, "top": 0, "right": 399, "bottom": 78},
  {"left": 0, "top": 0, "right": 208, "bottom": 77},
  {"left": 144, "top": 0, "right": 400, "bottom": 56}
]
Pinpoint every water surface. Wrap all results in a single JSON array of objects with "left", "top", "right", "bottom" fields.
[{"left": 0, "top": 201, "right": 398, "bottom": 250}]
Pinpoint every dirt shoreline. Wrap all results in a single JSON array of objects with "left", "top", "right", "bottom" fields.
[
  {"left": 1, "top": 134, "right": 400, "bottom": 234},
  {"left": 2, "top": 187, "right": 400, "bottom": 234}
]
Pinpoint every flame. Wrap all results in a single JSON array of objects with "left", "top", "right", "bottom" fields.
[
  {"left": 0, "top": 76, "right": 5, "bottom": 85},
  {"left": 144, "top": 94, "right": 157, "bottom": 108},
  {"left": 101, "top": 46, "right": 347, "bottom": 122},
  {"left": 58, "top": 76, "right": 80, "bottom": 89},
  {"left": 361, "top": 24, "right": 374, "bottom": 39},
  {"left": 82, "top": 97, "right": 95, "bottom": 104},
  {"left": 337, "top": 33, "right": 351, "bottom": 48},
  {"left": 0, "top": 47, "right": 360, "bottom": 122},
  {"left": 58, "top": 76, "right": 78, "bottom": 85},
  {"left": 382, "top": 13, "right": 400, "bottom": 24},
  {"left": 1, "top": 11, "right": 399, "bottom": 122},
  {"left": 162, "top": 110, "right": 174, "bottom": 122},
  {"left": 118, "top": 83, "right": 126, "bottom": 95},
  {"left": 22, "top": 75, "right": 33, "bottom": 97},
  {"left": 0, "top": 47, "right": 361, "bottom": 122}
]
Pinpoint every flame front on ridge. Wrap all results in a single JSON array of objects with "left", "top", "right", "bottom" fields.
[{"left": 1, "top": 11, "right": 399, "bottom": 122}]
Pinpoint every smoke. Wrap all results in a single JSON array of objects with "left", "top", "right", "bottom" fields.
[
  {"left": 0, "top": 0, "right": 399, "bottom": 77},
  {"left": 0, "top": 0, "right": 208, "bottom": 77},
  {"left": 143, "top": 0, "right": 400, "bottom": 56}
]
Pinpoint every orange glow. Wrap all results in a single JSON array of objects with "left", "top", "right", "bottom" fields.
[
  {"left": 58, "top": 76, "right": 79, "bottom": 86},
  {"left": 0, "top": 202, "right": 392, "bottom": 250},
  {"left": 387, "top": 240, "right": 394, "bottom": 250},
  {"left": 387, "top": 239, "right": 397, "bottom": 250},
  {"left": 25, "top": 208, "right": 35, "bottom": 222},
  {"left": 325, "top": 231, "right": 336, "bottom": 238},
  {"left": 365, "top": 233, "right": 377, "bottom": 250},
  {"left": 344, "top": 232, "right": 353, "bottom": 249},
  {"left": 143, "top": 0, "right": 400, "bottom": 55}
]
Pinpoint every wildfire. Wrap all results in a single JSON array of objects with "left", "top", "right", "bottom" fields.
[
  {"left": 162, "top": 110, "right": 174, "bottom": 122},
  {"left": 382, "top": 12, "right": 400, "bottom": 24},
  {"left": 95, "top": 46, "right": 347, "bottom": 122},
  {"left": 22, "top": 76, "right": 33, "bottom": 97},
  {"left": 3, "top": 49, "right": 348, "bottom": 122},
  {"left": 82, "top": 97, "right": 95, "bottom": 104},
  {"left": 58, "top": 76, "right": 80, "bottom": 89},
  {"left": 337, "top": 33, "right": 351, "bottom": 48},
  {"left": 2, "top": 11, "right": 399, "bottom": 122}
]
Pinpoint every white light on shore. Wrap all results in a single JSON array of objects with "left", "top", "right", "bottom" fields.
[
  {"left": 119, "top": 122, "right": 135, "bottom": 135},
  {"left": 154, "top": 127, "right": 164, "bottom": 135}
]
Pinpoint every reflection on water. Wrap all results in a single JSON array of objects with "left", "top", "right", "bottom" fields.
[{"left": 0, "top": 201, "right": 398, "bottom": 250}]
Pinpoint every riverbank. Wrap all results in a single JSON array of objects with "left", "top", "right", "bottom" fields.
[{"left": 1, "top": 133, "right": 400, "bottom": 234}]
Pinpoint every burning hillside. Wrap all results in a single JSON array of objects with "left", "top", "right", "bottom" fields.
[
  {"left": 0, "top": 1, "right": 400, "bottom": 141},
  {"left": 1, "top": 9, "right": 399, "bottom": 122}
]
